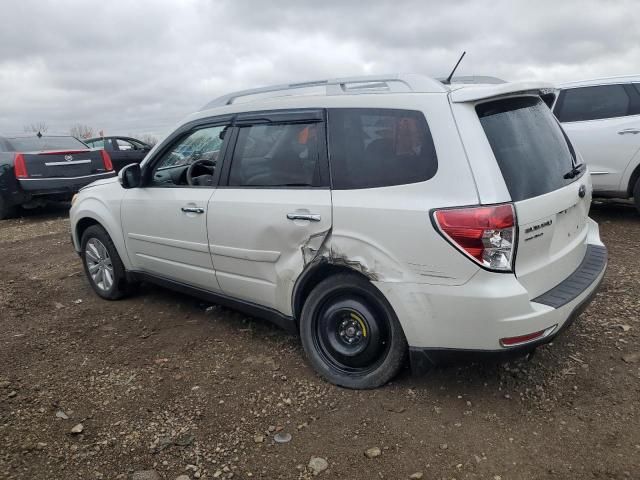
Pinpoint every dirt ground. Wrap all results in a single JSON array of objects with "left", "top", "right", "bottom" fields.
[{"left": 0, "top": 201, "right": 639, "bottom": 480}]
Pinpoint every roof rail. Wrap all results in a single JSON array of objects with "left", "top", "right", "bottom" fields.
[
  {"left": 437, "top": 75, "right": 506, "bottom": 85},
  {"left": 199, "top": 74, "right": 447, "bottom": 110}
]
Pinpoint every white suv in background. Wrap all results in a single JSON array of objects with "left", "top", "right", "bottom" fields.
[
  {"left": 548, "top": 75, "right": 640, "bottom": 211},
  {"left": 70, "top": 75, "right": 607, "bottom": 389}
]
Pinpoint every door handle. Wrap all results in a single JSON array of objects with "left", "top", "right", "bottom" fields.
[
  {"left": 181, "top": 206, "right": 205, "bottom": 214},
  {"left": 287, "top": 213, "right": 321, "bottom": 222},
  {"left": 618, "top": 128, "right": 640, "bottom": 135}
]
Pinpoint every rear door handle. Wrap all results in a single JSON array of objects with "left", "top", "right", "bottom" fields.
[
  {"left": 287, "top": 213, "right": 321, "bottom": 222},
  {"left": 618, "top": 128, "right": 640, "bottom": 135},
  {"left": 181, "top": 206, "right": 205, "bottom": 214}
]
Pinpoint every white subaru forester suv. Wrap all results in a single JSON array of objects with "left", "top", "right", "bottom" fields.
[{"left": 70, "top": 74, "right": 607, "bottom": 389}]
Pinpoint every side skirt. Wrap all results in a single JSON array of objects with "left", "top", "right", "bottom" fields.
[{"left": 129, "top": 271, "right": 298, "bottom": 334}]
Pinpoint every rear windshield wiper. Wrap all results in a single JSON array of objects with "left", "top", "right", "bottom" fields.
[{"left": 563, "top": 163, "right": 584, "bottom": 179}]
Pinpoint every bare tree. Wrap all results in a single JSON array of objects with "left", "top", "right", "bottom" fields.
[
  {"left": 23, "top": 122, "right": 49, "bottom": 134},
  {"left": 136, "top": 134, "right": 158, "bottom": 146},
  {"left": 69, "top": 124, "right": 95, "bottom": 139}
]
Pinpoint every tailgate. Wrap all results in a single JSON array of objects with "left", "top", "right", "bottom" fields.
[
  {"left": 22, "top": 150, "right": 108, "bottom": 178},
  {"left": 514, "top": 177, "right": 591, "bottom": 298},
  {"left": 474, "top": 95, "right": 593, "bottom": 299}
]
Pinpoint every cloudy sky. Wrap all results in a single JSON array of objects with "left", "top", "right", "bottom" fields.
[{"left": 1, "top": 0, "right": 638, "bottom": 139}]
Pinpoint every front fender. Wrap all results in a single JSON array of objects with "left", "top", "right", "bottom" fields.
[{"left": 70, "top": 194, "right": 129, "bottom": 269}]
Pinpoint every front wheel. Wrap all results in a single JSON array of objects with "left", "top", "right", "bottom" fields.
[
  {"left": 80, "top": 225, "right": 131, "bottom": 300},
  {"left": 300, "top": 273, "right": 407, "bottom": 389}
]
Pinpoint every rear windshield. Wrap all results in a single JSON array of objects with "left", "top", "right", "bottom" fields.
[
  {"left": 6, "top": 136, "right": 88, "bottom": 152},
  {"left": 477, "top": 96, "right": 578, "bottom": 202}
]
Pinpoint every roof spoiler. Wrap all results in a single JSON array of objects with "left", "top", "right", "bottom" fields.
[{"left": 449, "top": 81, "right": 555, "bottom": 103}]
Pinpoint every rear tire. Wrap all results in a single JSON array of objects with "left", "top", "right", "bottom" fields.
[
  {"left": 0, "top": 197, "right": 18, "bottom": 220},
  {"left": 633, "top": 177, "right": 640, "bottom": 214},
  {"left": 299, "top": 273, "right": 407, "bottom": 389},
  {"left": 80, "top": 225, "right": 130, "bottom": 300}
]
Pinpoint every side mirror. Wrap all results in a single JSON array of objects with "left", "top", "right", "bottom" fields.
[{"left": 118, "top": 163, "right": 142, "bottom": 189}]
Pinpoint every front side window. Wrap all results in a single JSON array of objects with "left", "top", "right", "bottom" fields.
[
  {"left": 328, "top": 108, "right": 438, "bottom": 189},
  {"left": 228, "top": 123, "right": 322, "bottom": 187},
  {"left": 555, "top": 84, "right": 631, "bottom": 122},
  {"left": 150, "top": 125, "right": 227, "bottom": 187},
  {"left": 478, "top": 96, "right": 578, "bottom": 202}
]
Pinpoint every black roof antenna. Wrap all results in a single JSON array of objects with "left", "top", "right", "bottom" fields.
[
  {"left": 37, "top": 131, "right": 43, "bottom": 138},
  {"left": 442, "top": 51, "right": 466, "bottom": 85}
]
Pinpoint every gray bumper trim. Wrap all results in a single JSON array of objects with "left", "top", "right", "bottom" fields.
[{"left": 532, "top": 244, "right": 607, "bottom": 309}]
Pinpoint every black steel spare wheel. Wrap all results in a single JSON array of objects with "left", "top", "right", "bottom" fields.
[
  {"left": 300, "top": 273, "right": 407, "bottom": 389},
  {"left": 314, "top": 296, "right": 390, "bottom": 374}
]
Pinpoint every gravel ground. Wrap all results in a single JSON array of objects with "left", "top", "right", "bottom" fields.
[{"left": 0, "top": 201, "right": 639, "bottom": 480}]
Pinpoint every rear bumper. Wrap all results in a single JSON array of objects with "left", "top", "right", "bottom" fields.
[
  {"left": 18, "top": 172, "right": 115, "bottom": 195},
  {"left": 377, "top": 225, "right": 607, "bottom": 370},
  {"left": 408, "top": 256, "right": 606, "bottom": 373}
]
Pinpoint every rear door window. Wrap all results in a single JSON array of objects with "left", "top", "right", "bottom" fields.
[
  {"left": 554, "top": 84, "right": 631, "bottom": 122},
  {"left": 328, "top": 108, "right": 438, "bottom": 189},
  {"left": 477, "top": 96, "right": 578, "bottom": 202},
  {"left": 228, "top": 122, "right": 324, "bottom": 187}
]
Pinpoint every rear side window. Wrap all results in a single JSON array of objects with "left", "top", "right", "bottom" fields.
[
  {"left": 477, "top": 96, "right": 577, "bottom": 202},
  {"left": 554, "top": 84, "right": 630, "bottom": 122},
  {"left": 228, "top": 123, "right": 323, "bottom": 187},
  {"left": 328, "top": 108, "right": 438, "bottom": 189}
]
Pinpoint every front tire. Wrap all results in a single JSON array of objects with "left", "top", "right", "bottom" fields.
[
  {"left": 300, "top": 273, "right": 407, "bottom": 389},
  {"left": 80, "top": 225, "right": 130, "bottom": 300}
]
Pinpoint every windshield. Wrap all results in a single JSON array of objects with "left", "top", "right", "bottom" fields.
[
  {"left": 477, "top": 96, "right": 579, "bottom": 202},
  {"left": 6, "top": 136, "right": 88, "bottom": 152}
]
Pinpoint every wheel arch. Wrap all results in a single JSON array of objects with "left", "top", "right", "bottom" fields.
[
  {"left": 292, "top": 261, "right": 383, "bottom": 325},
  {"left": 76, "top": 217, "right": 102, "bottom": 245},
  {"left": 72, "top": 198, "right": 132, "bottom": 270},
  {"left": 627, "top": 161, "right": 640, "bottom": 198}
]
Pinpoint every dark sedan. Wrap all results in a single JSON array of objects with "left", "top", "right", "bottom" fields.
[
  {"left": 0, "top": 134, "right": 115, "bottom": 219},
  {"left": 84, "top": 136, "right": 151, "bottom": 172}
]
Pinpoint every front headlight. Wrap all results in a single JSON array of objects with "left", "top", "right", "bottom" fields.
[{"left": 71, "top": 194, "right": 78, "bottom": 206}]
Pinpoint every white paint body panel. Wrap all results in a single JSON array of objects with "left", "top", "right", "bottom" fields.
[
  {"left": 120, "top": 187, "right": 221, "bottom": 292},
  {"left": 562, "top": 114, "right": 640, "bottom": 193},
  {"left": 207, "top": 188, "right": 332, "bottom": 314}
]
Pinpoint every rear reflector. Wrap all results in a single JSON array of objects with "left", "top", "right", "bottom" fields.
[
  {"left": 500, "top": 325, "right": 557, "bottom": 347},
  {"left": 100, "top": 149, "right": 114, "bottom": 171},
  {"left": 433, "top": 204, "right": 516, "bottom": 272},
  {"left": 14, "top": 153, "right": 28, "bottom": 178}
]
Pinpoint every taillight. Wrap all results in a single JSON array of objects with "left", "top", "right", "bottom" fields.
[
  {"left": 100, "top": 149, "right": 113, "bottom": 171},
  {"left": 433, "top": 203, "right": 516, "bottom": 272},
  {"left": 14, "top": 153, "right": 28, "bottom": 178}
]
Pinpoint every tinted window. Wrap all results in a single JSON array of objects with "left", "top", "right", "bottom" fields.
[
  {"left": 477, "top": 96, "right": 578, "bottom": 202},
  {"left": 555, "top": 84, "right": 630, "bottom": 122},
  {"left": 328, "top": 108, "right": 437, "bottom": 189},
  {"left": 540, "top": 93, "right": 556, "bottom": 109},
  {"left": 116, "top": 139, "right": 135, "bottom": 150},
  {"left": 151, "top": 125, "right": 227, "bottom": 187},
  {"left": 6, "top": 136, "right": 88, "bottom": 151},
  {"left": 228, "top": 123, "right": 322, "bottom": 187}
]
